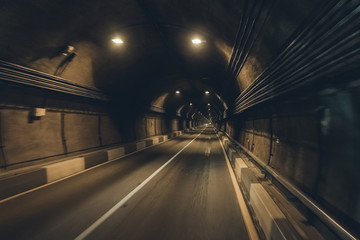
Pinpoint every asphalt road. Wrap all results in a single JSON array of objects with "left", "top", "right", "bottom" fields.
[{"left": 0, "top": 127, "right": 250, "bottom": 240}]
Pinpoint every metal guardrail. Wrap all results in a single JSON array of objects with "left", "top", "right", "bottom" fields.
[
  {"left": 223, "top": 131, "right": 357, "bottom": 240},
  {"left": 0, "top": 60, "right": 108, "bottom": 101}
]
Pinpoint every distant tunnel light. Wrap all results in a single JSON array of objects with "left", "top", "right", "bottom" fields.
[
  {"left": 192, "top": 38, "right": 202, "bottom": 44},
  {"left": 112, "top": 38, "right": 124, "bottom": 44}
]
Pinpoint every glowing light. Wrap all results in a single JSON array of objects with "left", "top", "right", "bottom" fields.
[
  {"left": 205, "top": 91, "right": 210, "bottom": 94},
  {"left": 112, "top": 38, "right": 124, "bottom": 44},
  {"left": 190, "top": 103, "right": 193, "bottom": 106},
  {"left": 208, "top": 103, "right": 210, "bottom": 106},
  {"left": 192, "top": 38, "right": 202, "bottom": 44},
  {"left": 175, "top": 90, "right": 180, "bottom": 94}
]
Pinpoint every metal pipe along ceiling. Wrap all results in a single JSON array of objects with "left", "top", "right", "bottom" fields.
[{"left": 234, "top": 0, "right": 360, "bottom": 114}]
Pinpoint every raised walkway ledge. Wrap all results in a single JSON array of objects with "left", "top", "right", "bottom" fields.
[{"left": 0, "top": 129, "right": 192, "bottom": 201}]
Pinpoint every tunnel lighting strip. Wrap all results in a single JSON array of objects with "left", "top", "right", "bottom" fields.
[
  {"left": 223, "top": 132, "right": 358, "bottom": 240},
  {"left": 217, "top": 136, "right": 259, "bottom": 240},
  {"left": 75, "top": 127, "right": 207, "bottom": 240}
]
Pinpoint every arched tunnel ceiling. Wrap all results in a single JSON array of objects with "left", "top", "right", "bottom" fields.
[{"left": 1, "top": 0, "right": 358, "bottom": 119}]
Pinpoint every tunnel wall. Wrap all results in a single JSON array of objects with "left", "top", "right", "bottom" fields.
[
  {"left": 0, "top": 106, "right": 189, "bottom": 168},
  {"left": 223, "top": 82, "right": 360, "bottom": 232}
]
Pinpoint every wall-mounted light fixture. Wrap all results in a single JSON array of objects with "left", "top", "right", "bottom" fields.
[
  {"left": 62, "top": 45, "right": 75, "bottom": 56},
  {"left": 29, "top": 108, "right": 46, "bottom": 123},
  {"left": 55, "top": 44, "right": 76, "bottom": 76}
]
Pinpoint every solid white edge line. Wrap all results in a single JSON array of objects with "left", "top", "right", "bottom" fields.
[
  {"left": 217, "top": 135, "right": 259, "bottom": 240},
  {"left": 74, "top": 127, "right": 206, "bottom": 240},
  {"left": 0, "top": 131, "right": 193, "bottom": 205}
]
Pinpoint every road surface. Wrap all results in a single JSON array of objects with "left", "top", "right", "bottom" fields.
[{"left": 0, "top": 127, "right": 251, "bottom": 240}]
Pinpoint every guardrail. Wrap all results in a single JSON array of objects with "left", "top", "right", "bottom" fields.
[
  {"left": 0, "top": 60, "right": 108, "bottom": 101},
  {"left": 223, "top": 131, "right": 357, "bottom": 240}
]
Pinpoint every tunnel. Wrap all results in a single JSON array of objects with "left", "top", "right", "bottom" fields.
[{"left": 0, "top": 0, "right": 359, "bottom": 239}]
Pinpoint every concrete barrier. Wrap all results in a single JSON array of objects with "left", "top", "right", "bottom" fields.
[
  {"left": 44, "top": 157, "right": 85, "bottom": 182},
  {"left": 107, "top": 147, "right": 125, "bottom": 161},
  {"left": 83, "top": 151, "right": 108, "bottom": 169},
  {"left": 227, "top": 148, "right": 237, "bottom": 167},
  {"left": 222, "top": 135, "right": 297, "bottom": 240},
  {"left": 0, "top": 169, "right": 47, "bottom": 200},
  {"left": 124, "top": 143, "right": 137, "bottom": 154},
  {"left": 151, "top": 137, "right": 160, "bottom": 145},
  {"left": 0, "top": 130, "right": 185, "bottom": 201},
  {"left": 145, "top": 139, "right": 153, "bottom": 147},
  {"left": 136, "top": 141, "right": 146, "bottom": 151},
  {"left": 250, "top": 184, "right": 296, "bottom": 240},
  {"left": 234, "top": 157, "right": 248, "bottom": 182}
]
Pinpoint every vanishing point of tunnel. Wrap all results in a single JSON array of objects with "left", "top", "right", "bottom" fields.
[{"left": 0, "top": 0, "right": 359, "bottom": 239}]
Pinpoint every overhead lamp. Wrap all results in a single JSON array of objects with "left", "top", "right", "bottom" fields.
[
  {"left": 112, "top": 38, "right": 124, "bottom": 44},
  {"left": 190, "top": 103, "right": 193, "bottom": 106},
  {"left": 192, "top": 38, "right": 202, "bottom": 44},
  {"left": 175, "top": 90, "right": 180, "bottom": 94},
  {"left": 205, "top": 91, "right": 210, "bottom": 94},
  {"left": 207, "top": 103, "right": 210, "bottom": 106}
]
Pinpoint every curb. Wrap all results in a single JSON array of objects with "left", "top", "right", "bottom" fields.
[
  {"left": 0, "top": 131, "right": 184, "bottom": 201},
  {"left": 218, "top": 133, "right": 297, "bottom": 240}
]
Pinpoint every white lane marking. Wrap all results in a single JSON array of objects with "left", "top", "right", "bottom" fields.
[
  {"left": 75, "top": 127, "right": 206, "bottom": 240},
  {"left": 205, "top": 146, "right": 211, "bottom": 156},
  {"left": 218, "top": 136, "right": 259, "bottom": 240}
]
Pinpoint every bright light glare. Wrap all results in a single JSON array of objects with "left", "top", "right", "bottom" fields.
[
  {"left": 208, "top": 103, "right": 210, "bottom": 105},
  {"left": 112, "top": 38, "right": 124, "bottom": 44},
  {"left": 192, "top": 38, "right": 202, "bottom": 44},
  {"left": 205, "top": 91, "right": 210, "bottom": 94},
  {"left": 175, "top": 90, "right": 180, "bottom": 94},
  {"left": 190, "top": 103, "right": 193, "bottom": 105}
]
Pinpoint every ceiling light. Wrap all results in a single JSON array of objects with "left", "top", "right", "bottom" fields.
[
  {"left": 205, "top": 91, "right": 210, "bottom": 94},
  {"left": 112, "top": 38, "right": 124, "bottom": 44},
  {"left": 192, "top": 38, "right": 202, "bottom": 44},
  {"left": 175, "top": 90, "right": 180, "bottom": 94},
  {"left": 190, "top": 103, "right": 193, "bottom": 106},
  {"left": 208, "top": 103, "right": 210, "bottom": 106}
]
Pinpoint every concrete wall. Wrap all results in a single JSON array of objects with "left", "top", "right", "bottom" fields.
[
  {"left": 223, "top": 83, "right": 360, "bottom": 231},
  {"left": 1, "top": 109, "right": 64, "bottom": 165},
  {"left": 64, "top": 113, "right": 99, "bottom": 152},
  {"left": 0, "top": 108, "right": 187, "bottom": 168}
]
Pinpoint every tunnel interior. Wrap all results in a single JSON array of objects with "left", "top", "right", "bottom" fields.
[{"left": 0, "top": 0, "right": 359, "bottom": 239}]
